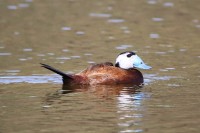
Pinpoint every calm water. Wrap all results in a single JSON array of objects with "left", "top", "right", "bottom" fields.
[{"left": 0, "top": 0, "right": 200, "bottom": 133}]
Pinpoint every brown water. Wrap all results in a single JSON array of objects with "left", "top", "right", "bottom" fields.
[{"left": 0, "top": 0, "right": 200, "bottom": 133}]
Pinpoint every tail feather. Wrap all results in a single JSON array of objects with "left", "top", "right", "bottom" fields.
[{"left": 40, "top": 63, "right": 73, "bottom": 79}]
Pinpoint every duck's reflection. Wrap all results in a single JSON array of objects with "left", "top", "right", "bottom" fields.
[
  {"left": 61, "top": 83, "right": 142, "bottom": 96},
  {"left": 117, "top": 87, "right": 147, "bottom": 132},
  {"left": 44, "top": 83, "right": 148, "bottom": 132}
]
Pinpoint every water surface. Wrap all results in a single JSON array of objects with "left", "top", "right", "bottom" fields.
[{"left": 0, "top": 0, "right": 200, "bottom": 133}]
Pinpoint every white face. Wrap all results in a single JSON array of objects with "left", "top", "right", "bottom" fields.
[{"left": 115, "top": 51, "right": 152, "bottom": 70}]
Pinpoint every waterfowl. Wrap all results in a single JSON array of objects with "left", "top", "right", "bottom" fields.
[{"left": 41, "top": 51, "right": 151, "bottom": 86}]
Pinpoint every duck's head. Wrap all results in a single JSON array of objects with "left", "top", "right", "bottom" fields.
[{"left": 115, "top": 51, "right": 152, "bottom": 70}]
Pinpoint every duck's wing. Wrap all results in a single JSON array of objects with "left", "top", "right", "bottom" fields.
[{"left": 78, "top": 62, "right": 114, "bottom": 75}]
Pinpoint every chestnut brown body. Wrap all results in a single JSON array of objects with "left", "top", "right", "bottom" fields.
[{"left": 41, "top": 63, "right": 143, "bottom": 86}]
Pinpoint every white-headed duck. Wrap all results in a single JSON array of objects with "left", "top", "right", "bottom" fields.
[{"left": 41, "top": 51, "right": 151, "bottom": 86}]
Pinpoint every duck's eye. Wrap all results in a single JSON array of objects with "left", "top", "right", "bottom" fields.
[
  {"left": 115, "top": 62, "right": 120, "bottom": 67},
  {"left": 141, "top": 62, "right": 143, "bottom": 64}
]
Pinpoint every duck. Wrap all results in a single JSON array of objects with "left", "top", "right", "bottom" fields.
[{"left": 41, "top": 51, "right": 151, "bottom": 86}]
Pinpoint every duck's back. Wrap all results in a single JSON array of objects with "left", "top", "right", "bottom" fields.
[{"left": 75, "top": 62, "right": 143, "bottom": 85}]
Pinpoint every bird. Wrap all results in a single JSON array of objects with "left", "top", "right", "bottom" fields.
[{"left": 41, "top": 51, "right": 151, "bottom": 86}]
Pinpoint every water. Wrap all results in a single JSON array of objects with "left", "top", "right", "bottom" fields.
[{"left": 0, "top": 0, "right": 200, "bottom": 133}]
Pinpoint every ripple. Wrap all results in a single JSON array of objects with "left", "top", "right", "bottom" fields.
[
  {"left": 71, "top": 56, "right": 81, "bottom": 59},
  {"left": 18, "top": 3, "right": 29, "bottom": 8},
  {"left": 195, "top": 25, "right": 200, "bottom": 28},
  {"left": 19, "top": 58, "right": 27, "bottom": 61},
  {"left": 155, "top": 51, "right": 167, "bottom": 55},
  {"left": 76, "top": 31, "right": 85, "bottom": 35},
  {"left": 149, "top": 33, "right": 160, "bottom": 39},
  {"left": 167, "top": 84, "right": 180, "bottom": 87},
  {"left": 144, "top": 74, "right": 176, "bottom": 84},
  {"left": 62, "top": 49, "right": 69, "bottom": 52},
  {"left": 0, "top": 73, "right": 176, "bottom": 84},
  {"left": 108, "top": 19, "right": 125, "bottom": 23},
  {"left": 89, "top": 13, "right": 112, "bottom": 18},
  {"left": 61, "top": 27, "right": 72, "bottom": 31},
  {"left": 87, "top": 61, "right": 95, "bottom": 64},
  {"left": 120, "top": 129, "right": 143, "bottom": 133},
  {"left": 147, "top": 0, "right": 157, "bottom": 5},
  {"left": 116, "top": 44, "right": 133, "bottom": 50},
  {"left": 5, "top": 70, "right": 21, "bottom": 73},
  {"left": 152, "top": 17, "right": 164, "bottom": 22},
  {"left": 163, "top": 2, "right": 174, "bottom": 7},
  {"left": 42, "top": 105, "right": 52, "bottom": 108},
  {"left": 25, "top": 0, "right": 33, "bottom": 2},
  {"left": 14, "top": 32, "right": 20, "bottom": 35},
  {"left": 47, "top": 53, "right": 55, "bottom": 56},
  {"left": 84, "top": 53, "right": 93, "bottom": 56},
  {"left": 0, "top": 53, "right": 12, "bottom": 56},
  {"left": 165, "top": 67, "right": 175, "bottom": 70},
  {"left": 56, "top": 57, "right": 71, "bottom": 60},
  {"left": 179, "top": 49, "right": 187, "bottom": 52},
  {"left": 0, "top": 75, "right": 62, "bottom": 84},
  {"left": 23, "top": 48, "right": 33, "bottom": 52},
  {"left": 7, "top": 5, "right": 18, "bottom": 10},
  {"left": 37, "top": 54, "right": 45, "bottom": 57}
]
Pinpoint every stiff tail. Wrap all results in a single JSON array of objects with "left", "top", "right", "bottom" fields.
[{"left": 40, "top": 63, "right": 73, "bottom": 79}]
